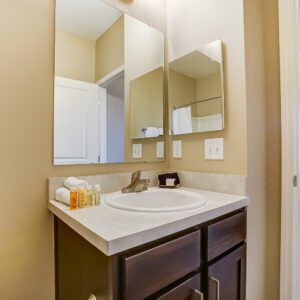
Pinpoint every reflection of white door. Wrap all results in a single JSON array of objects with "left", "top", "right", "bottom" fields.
[{"left": 54, "top": 76, "right": 98, "bottom": 165}]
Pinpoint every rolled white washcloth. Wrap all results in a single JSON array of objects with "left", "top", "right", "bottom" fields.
[
  {"left": 64, "top": 177, "right": 88, "bottom": 189},
  {"left": 55, "top": 187, "right": 70, "bottom": 205}
]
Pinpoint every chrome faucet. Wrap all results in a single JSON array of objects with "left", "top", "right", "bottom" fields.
[{"left": 122, "top": 170, "right": 150, "bottom": 193}]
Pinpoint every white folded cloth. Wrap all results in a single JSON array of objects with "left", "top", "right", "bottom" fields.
[
  {"left": 55, "top": 187, "right": 70, "bottom": 205},
  {"left": 64, "top": 177, "right": 88, "bottom": 189},
  {"left": 144, "top": 127, "right": 163, "bottom": 138}
]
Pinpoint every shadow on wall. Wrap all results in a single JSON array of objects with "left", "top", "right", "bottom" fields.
[{"left": 120, "top": 0, "right": 134, "bottom": 3}]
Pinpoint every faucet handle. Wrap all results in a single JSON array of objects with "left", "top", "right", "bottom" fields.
[
  {"left": 143, "top": 179, "right": 150, "bottom": 191},
  {"left": 131, "top": 170, "right": 141, "bottom": 182}
]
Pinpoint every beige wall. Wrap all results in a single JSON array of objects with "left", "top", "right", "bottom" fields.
[
  {"left": 263, "top": 0, "right": 281, "bottom": 299},
  {"left": 243, "top": 0, "right": 267, "bottom": 298},
  {"left": 0, "top": 0, "right": 167, "bottom": 299},
  {"left": 130, "top": 67, "right": 164, "bottom": 139},
  {"left": 167, "top": 0, "right": 247, "bottom": 175},
  {"left": 95, "top": 16, "right": 124, "bottom": 81},
  {"left": 55, "top": 29, "right": 96, "bottom": 83},
  {"left": 169, "top": 70, "right": 196, "bottom": 108},
  {"left": 195, "top": 73, "right": 222, "bottom": 117}
]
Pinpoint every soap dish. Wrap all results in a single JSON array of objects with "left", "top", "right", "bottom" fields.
[{"left": 159, "top": 185, "right": 178, "bottom": 189}]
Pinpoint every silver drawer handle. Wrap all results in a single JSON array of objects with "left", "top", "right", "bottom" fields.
[
  {"left": 192, "top": 289, "right": 203, "bottom": 300},
  {"left": 209, "top": 277, "right": 220, "bottom": 300}
]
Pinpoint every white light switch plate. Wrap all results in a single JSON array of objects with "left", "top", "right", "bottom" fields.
[
  {"left": 205, "top": 138, "right": 224, "bottom": 160},
  {"left": 156, "top": 142, "right": 164, "bottom": 158},
  {"left": 173, "top": 140, "right": 182, "bottom": 158},
  {"left": 132, "top": 144, "right": 142, "bottom": 158}
]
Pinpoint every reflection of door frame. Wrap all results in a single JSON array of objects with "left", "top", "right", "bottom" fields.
[
  {"left": 97, "top": 66, "right": 125, "bottom": 164},
  {"left": 278, "top": 0, "right": 300, "bottom": 299},
  {"left": 98, "top": 87, "right": 107, "bottom": 163},
  {"left": 96, "top": 65, "right": 125, "bottom": 86}
]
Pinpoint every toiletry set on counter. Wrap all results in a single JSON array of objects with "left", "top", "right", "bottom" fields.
[{"left": 55, "top": 177, "right": 101, "bottom": 210}]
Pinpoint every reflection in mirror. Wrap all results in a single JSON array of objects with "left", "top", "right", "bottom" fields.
[
  {"left": 169, "top": 40, "right": 224, "bottom": 135},
  {"left": 53, "top": 0, "right": 165, "bottom": 165},
  {"left": 130, "top": 67, "right": 164, "bottom": 139}
]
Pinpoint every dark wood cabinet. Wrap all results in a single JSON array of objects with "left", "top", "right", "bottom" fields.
[
  {"left": 121, "top": 230, "right": 201, "bottom": 300},
  {"left": 207, "top": 244, "right": 246, "bottom": 300},
  {"left": 55, "top": 208, "right": 247, "bottom": 300},
  {"left": 150, "top": 273, "right": 203, "bottom": 300}
]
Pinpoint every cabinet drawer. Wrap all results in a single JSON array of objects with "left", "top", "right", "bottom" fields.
[
  {"left": 154, "top": 273, "right": 202, "bottom": 300},
  {"left": 206, "top": 210, "right": 246, "bottom": 261},
  {"left": 122, "top": 230, "right": 201, "bottom": 300}
]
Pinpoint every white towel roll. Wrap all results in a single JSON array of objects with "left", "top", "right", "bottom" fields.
[
  {"left": 64, "top": 177, "right": 88, "bottom": 189},
  {"left": 55, "top": 187, "right": 70, "bottom": 205}
]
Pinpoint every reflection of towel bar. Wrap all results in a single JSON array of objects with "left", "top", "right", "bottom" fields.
[{"left": 173, "top": 96, "right": 222, "bottom": 110}]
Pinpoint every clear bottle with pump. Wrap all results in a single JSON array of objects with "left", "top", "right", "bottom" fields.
[
  {"left": 86, "top": 186, "right": 94, "bottom": 207},
  {"left": 69, "top": 187, "right": 78, "bottom": 210},
  {"left": 94, "top": 184, "right": 101, "bottom": 206},
  {"left": 77, "top": 186, "right": 86, "bottom": 208}
]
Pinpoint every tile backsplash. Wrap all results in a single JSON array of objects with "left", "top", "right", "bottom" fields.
[{"left": 49, "top": 170, "right": 247, "bottom": 200}]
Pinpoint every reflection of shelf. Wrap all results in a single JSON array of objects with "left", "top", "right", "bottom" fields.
[{"left": 173, "top": 96, "right": 222, "bottom": 110}]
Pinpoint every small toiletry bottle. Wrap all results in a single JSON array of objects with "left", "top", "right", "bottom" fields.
[
  {"left": 77, "top": 186, "right": 86, "bottom": 209},
  {"left": 69, "top": 187, "right": 78, "bottom": 210},
  {"left": 86, "top": 186, "right": 94, "bottom": 207},
  {"left": 94, "top": 184, "right": 101, "bottom": 206}
]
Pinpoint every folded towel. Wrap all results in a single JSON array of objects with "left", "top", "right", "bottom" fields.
[
  {"left": 64, "top": 177, "right": 88, "bottom": 189},
  {"left": 55, "top": 187, "right": 70, "bottom": 205},
  {"left": 144, "top": 127, "right": 163, "bottom": 138}
]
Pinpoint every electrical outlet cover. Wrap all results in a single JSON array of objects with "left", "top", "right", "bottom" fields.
[
  {"left": 173, "top": 140, "right": 182, "bottom": 158},
  {"left": 132, "top": 144, "right": 142, "bottom": 159},
  {"left": 156, "top": 142, "right": 164, "bottom": 158}
]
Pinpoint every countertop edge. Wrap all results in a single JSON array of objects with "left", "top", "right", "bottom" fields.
[
  {"left": 107, "top": 198, "right": 248, "bottom": 255},
  {"left": 49, "top": 197, "right": 249, "bottom": 256},
  {"left": 48, "top": 202, "right": 109, "bottom": 255}
]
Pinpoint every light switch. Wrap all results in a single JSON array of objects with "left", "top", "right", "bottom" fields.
[
  {"left": 173, "top": 140, "right": 182, "bottom": 158},
  {"left": 156, "top": 141, "right": 164, "bottom": 158},
  {"left": 132, "top": 144, "right": 142, "bottom": 158},
  {"left": 205, "top": 138, "right": 224, "bottom": 160}
]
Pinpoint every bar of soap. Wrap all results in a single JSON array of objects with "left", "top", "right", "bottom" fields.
[{"left": 166, "top": 178, "right": 176, "bottom": 186}]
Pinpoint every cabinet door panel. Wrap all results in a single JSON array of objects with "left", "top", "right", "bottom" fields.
[
  {"left": 208, "top": 244, "right": 246, "bottom": 300},
  {"left": 154, "top": 273, "right": 202, "bottom": 300}
]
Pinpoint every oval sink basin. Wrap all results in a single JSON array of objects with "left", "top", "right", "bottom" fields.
[{"left": 104, "top": 188, "right": 207, "bottom": 213}]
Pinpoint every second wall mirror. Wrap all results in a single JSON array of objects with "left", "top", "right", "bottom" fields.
[
  {"left": 54, "top": 0, "right": 165, "bottom": 165},
  {"left": 169, "top": 40, "right": 224, "bottom": 135}
]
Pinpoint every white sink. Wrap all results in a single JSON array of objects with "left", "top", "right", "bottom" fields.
[{"left": 104, "top": 188, "right": 207, "bottom": 213}]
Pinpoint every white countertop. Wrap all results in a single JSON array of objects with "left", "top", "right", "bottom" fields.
[{"left": 48, "top": 187, "right": 249, "bottom": 256}]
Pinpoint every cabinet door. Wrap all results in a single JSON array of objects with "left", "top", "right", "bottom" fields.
[
  {"left": 208, "top": 244, "right": 246, "bottom": 300},
  {"left": 152, "top": 273, "right": 203, "bottom": 300}
]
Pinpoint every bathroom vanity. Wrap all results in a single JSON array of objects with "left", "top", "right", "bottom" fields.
[{"left": 49, "top": 187, "right": 248, "bottom": 300}]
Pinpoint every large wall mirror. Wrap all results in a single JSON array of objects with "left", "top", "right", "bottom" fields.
[
  {"left": 54, "top": 0, "right": 165, "bottom": 165},
  {"left": 169, "top": 40, "right": 224, "bottom": 135}
]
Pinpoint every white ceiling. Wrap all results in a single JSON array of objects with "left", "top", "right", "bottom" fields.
[
  {"left": 56, "top": 0, "right": 123, "bottom": 40},
  {"left": 170, "top": 51, "right": 220, "bottom": 79}
]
